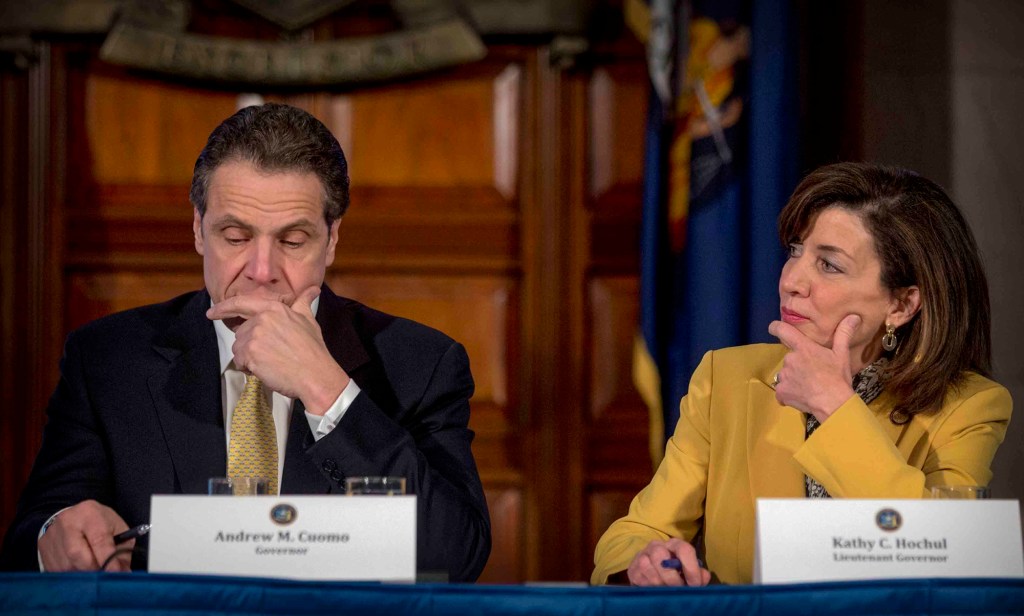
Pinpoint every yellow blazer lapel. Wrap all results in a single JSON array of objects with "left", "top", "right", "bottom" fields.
[{"left": 746, "top": 357, "right": 806, "bottom": 498}]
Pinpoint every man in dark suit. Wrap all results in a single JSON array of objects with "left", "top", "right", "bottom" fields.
[{"left": 0, "top": 103, "right": 491, "bottom": 582}]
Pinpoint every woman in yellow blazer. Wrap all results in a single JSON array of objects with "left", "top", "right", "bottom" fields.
[{"left": 592, "top": 163, "right": 1012, "bottom": 586}]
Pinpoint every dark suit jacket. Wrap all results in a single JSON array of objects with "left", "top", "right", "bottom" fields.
[{"left": 0, "top": 286, "right": 491, "bottom": 581}]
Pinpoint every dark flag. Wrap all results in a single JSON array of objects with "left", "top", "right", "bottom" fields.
[{"left": 629, "top": 0, "right": 800, "bottom": 463}]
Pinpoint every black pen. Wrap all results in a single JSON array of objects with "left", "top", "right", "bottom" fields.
[{"left": 113, "top": 524, "right": 151, "bottom": 544}]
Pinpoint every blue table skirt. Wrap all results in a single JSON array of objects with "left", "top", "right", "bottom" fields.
[{"left": 1, "top": 573, "right": 1022, "bottom": 615}]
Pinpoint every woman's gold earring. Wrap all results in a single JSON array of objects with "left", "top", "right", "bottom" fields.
[{"left": 882, "top": 323, "right": 898, "bottom": 352}]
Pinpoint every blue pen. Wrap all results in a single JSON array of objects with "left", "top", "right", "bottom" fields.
[{"left": 661, "top": 557, "right": 706, "bottom": 571}]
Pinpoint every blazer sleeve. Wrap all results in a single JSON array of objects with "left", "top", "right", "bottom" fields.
[
  {"left": 794, "top": 380, "right": 1012, "bottom": 498},
  {"left": 300, "top": 341, "right": 491, "bottom": 583},
  {"left": 591, "top": 351, "right": 713, "bottom": 585}
]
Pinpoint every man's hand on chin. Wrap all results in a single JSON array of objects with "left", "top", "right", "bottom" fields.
[{"left": 206, "top": 285, "right": 349, "bottom": 414}]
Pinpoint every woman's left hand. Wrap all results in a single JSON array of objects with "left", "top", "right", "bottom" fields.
[{"left": 768, "top": 314, "right": 861, "bottom": 423}]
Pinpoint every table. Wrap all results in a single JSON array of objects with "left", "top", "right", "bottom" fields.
[{"left": 1, "top": 573, "right": 1022, "bottom": 615}]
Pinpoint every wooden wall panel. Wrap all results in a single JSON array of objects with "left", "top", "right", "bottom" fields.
[
  {"left": 322, "top": 65, "right": 518, "bottom": 201},
  {"left": 589, "top": 67, "right": 646, "bottom": 205},
  {"left": 0, "top": 45, "right": 61, "bottom": 534},
  {"left": 588, "top": 65, "right": 647, "bottom": 276},
  {"left": 332, "top": 205, "right": 518, "bottom": 273},
  {"left": 585, "top": 277, "right": 649, "bottom": 481},
  {"left": 587, "top": 276, "right": 642, "bottom": 422},
  {"left": 583, "top": 56, "right": 651, "bottom": 572},
  {"left": 326, "top": 66, "right": 521, "bottom": 273},
  {"left": 583, "top": 276, "right": 650, "bottom": 571},
  {"left": 68, "top": 70, "right": 238, "bottom": 271},
  {"left": 85, "top": 75, "right": 238, "bottom": 185},
  {"left": 65, "top": 272, "right": 204, "bottom": 331},
  {"left": 66, "top": 185, "right": 194, "bottom": 269},
  {"left": 478, "top": 488, "right": 523, "bottom": 583},
  {"left": 587, "top": 277, "right": 645, "bottom": 423},
  {"left": 345, "top": 80, "right": 498, "bottom": 188},
  {"left": 587, "top": 490, "right": 640, "bottom": 560}
]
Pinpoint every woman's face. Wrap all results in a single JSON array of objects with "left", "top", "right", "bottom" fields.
[{"left": 778, "top": 207, "right": 910, "bottom": 371}]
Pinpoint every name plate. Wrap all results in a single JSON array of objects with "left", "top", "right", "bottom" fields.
[
  {"left": 754, "top": 498, "right": 1023, "bottom": 584},
  {"left": 148, "top": 495, "right": 416, "bottom": 581}
]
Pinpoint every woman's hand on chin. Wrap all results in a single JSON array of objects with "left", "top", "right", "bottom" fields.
[{"left": 769, "top": 314, "right": 861, "bottom": 422}]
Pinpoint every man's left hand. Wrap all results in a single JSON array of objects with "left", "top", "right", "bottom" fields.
[{"left": 207, "top": 285, "right": 349, "bottom": 415}]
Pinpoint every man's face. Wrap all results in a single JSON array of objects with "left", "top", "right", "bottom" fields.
[{"left": 193, "top": 160, "right": 340, "bottom": 308}]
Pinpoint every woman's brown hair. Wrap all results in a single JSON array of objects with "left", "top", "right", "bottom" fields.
[{"left": 777, "top": 162, "right": 992, "bottom": 423}]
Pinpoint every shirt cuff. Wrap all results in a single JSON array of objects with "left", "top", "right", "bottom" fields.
[
  {"left": 305, "top": 379, "right": 361, "bottom": 441},
  {"left": 37, "top": 506, "right": 72, "bottom": 572}
]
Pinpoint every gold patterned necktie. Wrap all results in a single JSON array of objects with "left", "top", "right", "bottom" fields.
[{"left": 227, "top": 374, "right": 278, "bottom": 495}]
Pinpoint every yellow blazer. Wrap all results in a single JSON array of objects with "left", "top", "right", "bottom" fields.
[{"left": 592, "top": 344, "right": 1012, "bottom": 585}]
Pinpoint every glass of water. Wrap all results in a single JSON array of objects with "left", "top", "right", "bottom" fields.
[
  {"left": 930, "top": 485, "right": 990, "bottom": 499},
  {"left": 208, "top": 477, "right": 269, "bottom": 495},
  {"left": 345, "top": 476, "right": 406, "bottom": 495}
]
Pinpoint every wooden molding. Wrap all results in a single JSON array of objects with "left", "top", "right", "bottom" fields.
[{"left": 493, "top": 64, "right": 521, "bottom": 201}]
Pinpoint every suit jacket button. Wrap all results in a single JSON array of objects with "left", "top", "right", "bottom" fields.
[
  {"left": 322, "top": 458, "right": 337, "bottom": 472},
  {"left": 330, "top": 470, "right": 344, "bottom": 483}
]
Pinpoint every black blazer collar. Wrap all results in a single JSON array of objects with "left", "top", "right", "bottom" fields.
[
  {"left": 148, "top": 290, "right": 226, "bottom": 494},
  {"left": 316, "top": 284, "right": 371, "bottom": 376}
]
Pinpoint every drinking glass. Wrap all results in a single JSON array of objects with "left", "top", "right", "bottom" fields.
[
  {"left": 345, "top": 476, "right": 406, "bottom": 495},
  {"left": 208, "top": 477, "right": 269, "bottom": 495},
  {"left": 930, "top": 485, "right": 990, "bottom": 499}
]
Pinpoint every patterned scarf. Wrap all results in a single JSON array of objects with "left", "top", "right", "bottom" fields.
[{"left": 804, "top": 358, "right": 888, "bottom": 498}]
